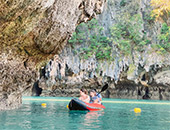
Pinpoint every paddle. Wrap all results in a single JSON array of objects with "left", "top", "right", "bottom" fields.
[{"left": 97, "top": 84, "right": 108, "bottom": 95}]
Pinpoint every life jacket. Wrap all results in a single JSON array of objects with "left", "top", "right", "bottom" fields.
[{"left": 90, "top": 96, "right": 101, "bottom": 104}]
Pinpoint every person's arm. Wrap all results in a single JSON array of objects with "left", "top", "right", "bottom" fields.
[{"left": 98, "top": 94, "right": 102, "bottom": 101}]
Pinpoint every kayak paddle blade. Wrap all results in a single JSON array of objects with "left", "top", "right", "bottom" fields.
[{"left": 98, "top": 84, "right": 108, "bottom": 94}]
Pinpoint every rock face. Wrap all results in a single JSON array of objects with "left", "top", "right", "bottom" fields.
[
  {"left": 0, "top": 0, "right": 106, "bottom": 110},
  {"left": 36, "top": 0, "right": 170, "bottom": 100},
  {"left": 0, "top": 0, "right": 105, "bottom": 55},
  {"left": 0, "top": 53, "right": 37, "bottom": 110},
  {"left": 37, "top": 52, "right": 170, "bottom": 100}
]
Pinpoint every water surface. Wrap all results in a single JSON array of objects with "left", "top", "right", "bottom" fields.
[{"left": 0, "top": 97, "right": 170, "bottom": 130}]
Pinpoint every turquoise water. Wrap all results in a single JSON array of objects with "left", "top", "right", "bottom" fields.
[{"left": 0, "top": 97, "right": 170, "bottom": 130}]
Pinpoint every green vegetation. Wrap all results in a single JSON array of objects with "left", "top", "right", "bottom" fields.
[
  {"left": 154, "top": 23, "right": 170, "bottom": 53},
  {"left": 69, "top": 19, "right": 112, "bottom": 60},
  {"left": 69, "top": 14, "right": 151, "bottom": 60},
  {"left": 144, "top": 12, "right": 155, "bottom": 24},
  {"left": 69, "top": 12, "right": 170, "bottom": 61},
  {"left": 120, "top": 0, "right": 126, "bottom": 7},
  {"left": 110, "top": 14, "right": 150, "bottom": 56},
  {"left": 68, "top": 23, "right": 87, "bottom": 47}
]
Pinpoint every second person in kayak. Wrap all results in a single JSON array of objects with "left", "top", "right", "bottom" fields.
[{"left": 89, "top": 90, "right": 101, "bottom": 104}]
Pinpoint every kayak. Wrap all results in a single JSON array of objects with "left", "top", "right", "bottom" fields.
[{"left": 68, "top": 98, "right": 105, "bottom": 111}]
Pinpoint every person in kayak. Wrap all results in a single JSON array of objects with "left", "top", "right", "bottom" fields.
[
  {"left": 93, "top": 89, "right": 102, "bottom": 101},
  {"left": 79, "top": 88, "right": 90, "bottom": 103},
  {"left": 89, "top": 90, "right": 101, "bottom": 104}
]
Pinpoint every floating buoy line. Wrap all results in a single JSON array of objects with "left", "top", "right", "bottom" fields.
[{"left": 22, "top": 98, "right": 170, "bottom": 105}]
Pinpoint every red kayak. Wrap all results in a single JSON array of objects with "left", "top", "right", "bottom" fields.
[{"left": 68, "top": 98, "right": 105, "bottom": 111}]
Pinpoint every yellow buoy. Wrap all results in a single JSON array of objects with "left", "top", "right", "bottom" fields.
[
  {"left": 41, "top": 103, "right": 47, "bottom": 108},
  {"left": 134, "top": 108, "right": 141, "bottom": 113},
  {"left": 66, "top": 105, "right": 69, "bottom": 109}
]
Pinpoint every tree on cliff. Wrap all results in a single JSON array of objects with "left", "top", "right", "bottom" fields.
[
  {"left": 150, "top": 0, "right": 170, "bottom": 53},
  {"left": 151, "top": 0, "right": 170, "bottom": 24}
]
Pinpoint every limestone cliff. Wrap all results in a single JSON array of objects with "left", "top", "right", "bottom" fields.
[
  {"left": 36, "top": 0, "right": 170, "bottom": 100},
  {"left": 0, "top": 0, "right": 106, "bottom": 110}
]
